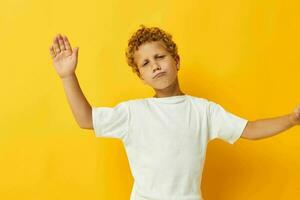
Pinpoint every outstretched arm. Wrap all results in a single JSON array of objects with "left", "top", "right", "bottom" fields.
[{"left": 241, "top": 105, "right": 300, "bottom": 140}]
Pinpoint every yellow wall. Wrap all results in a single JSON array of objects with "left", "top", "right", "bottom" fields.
[{"left": 1, "top": 0, "right": 300, "bottom": 199}]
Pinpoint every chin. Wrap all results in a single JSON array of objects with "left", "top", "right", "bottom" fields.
[{"left": 151, "top": 78, "right": 176, "bottom": 90}]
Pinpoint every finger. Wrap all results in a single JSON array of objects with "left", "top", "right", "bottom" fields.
[
  {"left": 49, "top": 46, "right": 56, "bottom": 59},
  {"left": 53, "top": 35, "right": 61, "bottom": 54},
  {"left": 73, "top": 47, "right": 79, "bottom": 57},
  {"left": 58, "top": 34, "right": 66, "bottom": 51},
  {"left": 63, "top": 35, "right": 72, "bottom": 52}
]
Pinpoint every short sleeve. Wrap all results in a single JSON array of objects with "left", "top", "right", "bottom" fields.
[
  {"left": 92, "top": 101, "right": 130, "bottom": 142},
  {"left": 207, "top": 101, "right": 248, "bottom": 144}
]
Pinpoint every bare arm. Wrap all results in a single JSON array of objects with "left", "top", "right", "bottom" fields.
[
  {"left": 241, "top": 105, "right": 300, "bottom": 140},
  {"left": 61, "top": 74, "right": 93, "bottom": 129},
  {"left": 49, "top": 34, "right": 93, "bottom": 129}
]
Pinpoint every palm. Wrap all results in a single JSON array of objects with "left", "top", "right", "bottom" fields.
[
  {"left": 49, "top": 34, "right": 79, "bottom": 79},
  {"left": 53, "top": 51, "right": 77, "bottom": 76}
]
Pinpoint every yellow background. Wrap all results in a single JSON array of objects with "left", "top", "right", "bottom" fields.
[{"left": 1, "top": 0, "right": 300, "bottom": 199}]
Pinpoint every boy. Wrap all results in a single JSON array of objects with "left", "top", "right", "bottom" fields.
[{"left": 49, "top": 25, "right": 300, "bottom": 200}]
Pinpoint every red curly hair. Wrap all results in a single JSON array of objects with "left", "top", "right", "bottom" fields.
[{"left": 125, "top": 24, "right": 179, "bottom": 77}]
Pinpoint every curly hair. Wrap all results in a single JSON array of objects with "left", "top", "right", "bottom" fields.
[{"left": 125, "top": 24, "right": 179, "bottom": 77}]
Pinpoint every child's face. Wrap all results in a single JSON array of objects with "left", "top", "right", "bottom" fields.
[{"left": 133, "top": 41, "right": 180, "bottom": 90}]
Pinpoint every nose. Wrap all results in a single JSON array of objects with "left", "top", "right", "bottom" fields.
[{"left": 152, "top": 62, "right": 161, "bottom": 72}]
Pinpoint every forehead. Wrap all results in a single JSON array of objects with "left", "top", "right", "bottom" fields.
[{"left": 133, "top": 41, "right": 168, "bottom": 64}]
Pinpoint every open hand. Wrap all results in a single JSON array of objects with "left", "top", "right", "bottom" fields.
[{"left": 49, "top": 34, "right": 79, "bottom": 79}]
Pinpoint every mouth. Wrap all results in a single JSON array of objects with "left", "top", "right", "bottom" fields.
[{"left": 153, "top": 72, "right": 166, "bottom": 79}]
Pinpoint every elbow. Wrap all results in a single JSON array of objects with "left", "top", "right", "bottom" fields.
[
  {"left": 79, "top": 110, "right": 93, "bottom": 129},
  {"left": 79, "top": 124, "right": 88, "bottom": 129},
  {"left": 79, "top": 120, "right": 93, "bottom": 129},
  {"left": 80, "top": 126, "right": 93, "bottom": 130},
  {"left": 80, "top": 123, "right": 93, "bottom": 129}
]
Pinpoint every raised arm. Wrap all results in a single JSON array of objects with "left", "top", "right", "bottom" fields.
[{"left": 49, "top": 34, "right": 92, "bottom": 129}]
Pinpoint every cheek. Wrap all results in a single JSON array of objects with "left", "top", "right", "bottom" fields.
[
  {"left": 165, "top": 62, "right": 177, "bottom": 73},
  {"left": 164, "top": 59, "right": 176, "bottom": 68},
  {"left": 140, "top": 70, "right": 152, "bottom": 81}
]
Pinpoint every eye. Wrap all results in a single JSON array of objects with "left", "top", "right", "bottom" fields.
[{"left": 142, "top": 55, "right": 165, "bottom": 67}]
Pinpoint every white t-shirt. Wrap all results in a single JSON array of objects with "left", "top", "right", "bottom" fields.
[{"left": 92, "top": 94, "right": 248, "bottom": 200}]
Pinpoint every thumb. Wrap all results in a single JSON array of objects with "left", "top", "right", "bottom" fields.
[{"left": 73, "top": 47, "right": 79, "bottom": 56}]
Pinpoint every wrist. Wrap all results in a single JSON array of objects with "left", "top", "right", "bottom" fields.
[
  {"left": 61, "top": 73, "right": 76, "bottom": 81},
  {"left": 288, "top": 113, "right": 297, "bottom": 127}
]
